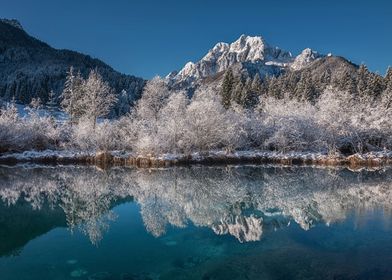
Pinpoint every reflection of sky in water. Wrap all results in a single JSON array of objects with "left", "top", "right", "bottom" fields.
[{"left": 1, "top": 166, "right": 392, "bottom": 279}]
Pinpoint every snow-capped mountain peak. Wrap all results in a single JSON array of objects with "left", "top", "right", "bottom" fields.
[
  {"left": 214, "top": 34, "right": 269, "bottom": 62},
  {"left": 167, "top": 34, "right": 322, "bottom": 88},
  {"left": 291, "top": 48, "right": 323, "bottom": 70},
  {"left": 175, "top": 61, "right": 197, "bottom": 80}
]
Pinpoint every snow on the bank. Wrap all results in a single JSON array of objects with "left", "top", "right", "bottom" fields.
[
  {"left": 145, "top": 150, "right": 392, "bottom": 164},
  {"left": 0, "top": 100, "right": 69, "bottom": 122},
  {"left": 2, "top": 149, "right": 392, "bottom": 166},
  {"left": 0, "top": 150, "right": 94, "bottom": 160}
]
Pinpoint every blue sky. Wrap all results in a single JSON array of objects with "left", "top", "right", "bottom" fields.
[{"left": 1, "top": 0, "right": 391, "bottom": 78}]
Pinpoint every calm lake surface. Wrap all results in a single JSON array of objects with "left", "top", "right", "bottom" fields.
[{"left": 1, "top": 165, "right": 392, "bottom": 280}]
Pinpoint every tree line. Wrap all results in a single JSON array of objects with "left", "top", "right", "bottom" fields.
[
  {"left": 1, "top": 64, "right": 392, "bottom": 156},
  {"left": 220, "top": 64, "right": 392, "bottom": 108}
]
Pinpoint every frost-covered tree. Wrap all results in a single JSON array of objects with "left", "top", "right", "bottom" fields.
[
  {"left": 46, "top": 89, "right": 57, "bottom": 115},
  {"left": 130, "top": 76, "right": 171, "bottom": 153},
  {"left": 259, "top": 95, "right": 322, "bottom": 152},
  {"left": 367, "top": 72, "right": 384, "bottom": 98},
  {"left": 61, "top": 67, "right": 84, "bottom": 124},
  {"left": 295, "top": 70, "right": 315, "bottom": 101},
  {"left": 133, "top": 76, "right": 170, "bottom": 121},
  {"left": 156, "top": 91, "right": 189, "bottom": 153},
  {"left": 251, "top": 73, "right": 262, "bottom": 93},
  {"left": 0, "top": 99, "right": 61, "bottom": 152},
  {"left": 183, "top": 89, "right": 235, "bottom": 152},
  {"left": 116, "top": 89, "right": 130, "bottom": 115},
  {"left": 80, "top": 69, "right": 117, "bottom": 129},
  {"left": 382, "top": 67, "right": 392, "bottom": 108},
  {"left": 337, "top": 70, "right": 357, "bottom": 94},
  {"left": 267, "top": 76, "right": 283, "bottom": 99},
  {"left": 385, "top": 67, "right": 392, "bottom": 89},
  {"left": 356, "top": 64, "right": 370, "bottom": 98},
  {"left": 0, "top": 102, "right": 20, "bottom": 152}
]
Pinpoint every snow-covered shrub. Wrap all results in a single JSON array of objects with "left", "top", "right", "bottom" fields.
[
  {"left": 316, "top": 88, "right": 392, "bottom": 153},
  {"left": 224, "top": 103, "right": 251, "bottom": 151},
  {"left": 4, "top": 80, "right": 392, "bottom": 156},
  {"left": 69, "top": 119, "right": 123, "bottom": 151},
  {"left": 0, "top": 103, "right": 61, "bottom": 152},
  {"left": 0, "top": 103, "right": 21, "bottom": 152},
  {"left": 260, "top": 97, "right": 325, "bottom": 152},
  {"left": 128, "top": 86, "right": 250, "bottom": 155},
  {"left": 182, "top": 90, "right": 237, "bottom": 152},
  {"left": 22, "top": 107, "right": 61, "bottom": 150},
  {"left": 115, "top": 116, "right": 137, "bottom": 151},
  {"left": 315, "top": 89, "right": 358, "bottom": 153}
]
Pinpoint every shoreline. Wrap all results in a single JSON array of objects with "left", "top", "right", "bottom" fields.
[{"left": 1, "top": 150, "right": 392, "bottom": 169}]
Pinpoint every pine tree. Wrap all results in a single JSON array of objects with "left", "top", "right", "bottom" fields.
[
  {"left": 295, "top": 70, "right": 314, "bottom": 101},
  {"left": 251, "top": 73, "right": 262, "bottom": 93},
  {"left": 338, "top": 70, "right": 356, "bottom": 94},
  {"left": 232, "top": 80, "right": 244, "bottom": 105},
  {"left": 367, "top": 73, "right": 384, "bottom": 98},
  {"left": 284, "top": 72, "right": 299, "bottom": 95},
  {"left": 220, "top": 69, "right": 235, "bottom": 108},
  {"left": 385, "top": 67, "right": 392, "bottom": 86},
  {"left": 382, "top": 67, "right": 392, "bottom": 108},
  {"left": 116, "top": 89, "right": 130, "bottom": 115},
  {"left": 30, "top": 97, "right": 42, "bottom": 109},
  {"left": 46, "top": 89, "right": 57, "bottom": 116},
  {"left": 255, "top": 77, "right": 269, "bottom": 97},
  {"left": 357, "top": 64, "right": 370, "bottom": 98},
  {"left": 268, "top": 77, "right": 282, "bottom": 99},
  {"left": 320, "top": 69, "right": 332, "bottom": 87},
  {"left": 385, "top": 67, "right": 392, "bottom": 93},
  {"left": 242, "top": 77, "right": 258, "bottom": 107},
  {"left": 61, "top": 67, "right": 84, "bottom": 124}
]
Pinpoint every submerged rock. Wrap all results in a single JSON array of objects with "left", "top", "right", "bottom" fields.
[
  {"left": 120, "top": 272, "right": 156, "bottom": 280},
  {"left": 67, "top": 259, "right": 78, "bottom": 265},
  {"left": 164, "top": 240, "right": 177, "bottom": 246},
  {"left": 88, "top": 271, "right": 113, "bottom": 280},
  {"left": 70, "top": 269, "right": 88, "bottom": 278}
]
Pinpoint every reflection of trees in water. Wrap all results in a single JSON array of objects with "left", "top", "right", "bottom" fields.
[
  {"left": 0, "top": 166, "right": 136, "bottom": 245},
  {"left": 57, "top": 170, "right": 118, "bottom": 244},
  {"left": 1, "top": 166, "right": 392, "bottom": 243}
]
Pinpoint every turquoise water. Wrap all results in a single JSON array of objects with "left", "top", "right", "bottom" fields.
[{"left": 1, "top": 165, "right": 392, "bottom": 279}]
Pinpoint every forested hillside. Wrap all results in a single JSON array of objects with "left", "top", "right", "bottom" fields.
[{"left": 0, "top": 19, "right": 145, "bottom": 115}]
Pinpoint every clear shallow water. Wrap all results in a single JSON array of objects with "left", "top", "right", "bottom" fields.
[{"left": 1, "top": 166, "right": 392, "bottom": 279}]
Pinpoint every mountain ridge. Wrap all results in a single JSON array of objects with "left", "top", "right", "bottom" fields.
[
  {"left": 166, "top": 34, "right": 361, "bottom": 96},
  {"left": 167, "top": 35, "right": 292, "bottom": 86},
  {"left": 0, "top": 19, "right": 145, "bottom": 115}
]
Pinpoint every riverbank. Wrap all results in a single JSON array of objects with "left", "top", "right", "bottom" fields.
[{"left": 1, "top": 149, "right": 392, "bottom": 168}]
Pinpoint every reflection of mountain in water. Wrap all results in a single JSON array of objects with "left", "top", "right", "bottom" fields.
[
  {"left": 0, "top": 199, "right": 66, "bottom": 257},
  {"left": 1, "top": 165, "right": 392, "bottom": 252}
]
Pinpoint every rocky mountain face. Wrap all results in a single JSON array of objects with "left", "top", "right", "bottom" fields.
[
  {"left": 0, "top": 19, "right": 145, "bottom": 115},
  {"left": 167, "top": 35, "right": 293, "bottom": 84},
  {"left": 166, "top": 34, "right": 357, "bottom": 92},
  {"left": 290, "top": 48, "right": 324, "bottom": 70}
]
